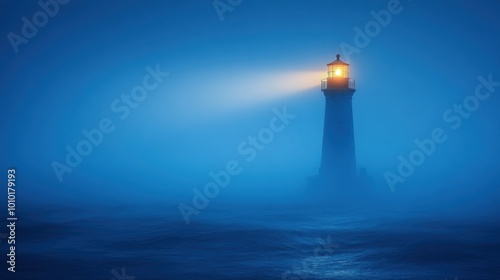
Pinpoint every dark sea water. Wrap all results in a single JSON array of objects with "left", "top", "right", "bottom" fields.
[{"left": 3, "top": 202, "right": 500, "bottom": 280}]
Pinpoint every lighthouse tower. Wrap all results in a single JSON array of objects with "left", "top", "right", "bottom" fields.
[{"left": 319, "top": 54, "right": 357, "bottom": 184}]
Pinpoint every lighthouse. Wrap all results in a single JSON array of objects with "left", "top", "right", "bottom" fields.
[{"left": 319, "top": 54, "right": 357, "bottom": 184}]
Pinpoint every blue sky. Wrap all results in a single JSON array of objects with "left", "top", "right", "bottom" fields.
[{"left": 1, "top": 0, "right": 500, "bottom": 209}]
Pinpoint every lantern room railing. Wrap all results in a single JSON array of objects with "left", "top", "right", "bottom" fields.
[{"left": 321, "top": 78, "right": 355, "bottom": 90}]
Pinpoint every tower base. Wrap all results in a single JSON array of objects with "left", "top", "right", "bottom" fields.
[{"left": 306, "top": 169, "right": 371, "bottom": 201}]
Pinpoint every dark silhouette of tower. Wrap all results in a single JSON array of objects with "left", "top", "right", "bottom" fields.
[{"left": 319, "top": 54, "right": 357, "bottom": 184}]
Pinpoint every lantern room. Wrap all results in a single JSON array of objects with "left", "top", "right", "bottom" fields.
[
  {"left": 327, "top": 54, "right": 349, "bottom": 78},
  {"left": 321, "top": 54, "right": 355, "bottom": 91}
]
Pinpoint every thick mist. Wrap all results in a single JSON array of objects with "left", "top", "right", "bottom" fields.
[
  {"left": 2, "top": 0, "right": 500, "bottom": 222},
  {"left": 2, "top": 1, "right": 500, "bottom": 279}
]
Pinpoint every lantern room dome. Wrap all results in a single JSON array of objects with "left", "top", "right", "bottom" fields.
[{"left": 327, "top": 54, "right": 349, "bottom": 66}]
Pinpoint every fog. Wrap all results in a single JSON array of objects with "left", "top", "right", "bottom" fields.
[
  {"left": 3, "top": 2, "right": 500, "bottom": 279},
  {"left": 2, "top": 0, "right": 500, "bottom": 222}
]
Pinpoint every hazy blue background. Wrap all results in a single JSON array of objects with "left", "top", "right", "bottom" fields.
[
  {"left": 2, "top": 0, "right": 499, "bottom": 209},
  {"left": 1, "top": 1, "right": 500, "bottom": 279}
]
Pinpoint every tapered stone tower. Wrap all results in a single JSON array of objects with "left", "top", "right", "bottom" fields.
[{"left": 319, "top": 54, "right": 357, "bottom": 184}]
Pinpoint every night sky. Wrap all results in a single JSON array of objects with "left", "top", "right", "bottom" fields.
[{"left": 2, "top": 0, "right": 500, "bottom": 210}]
